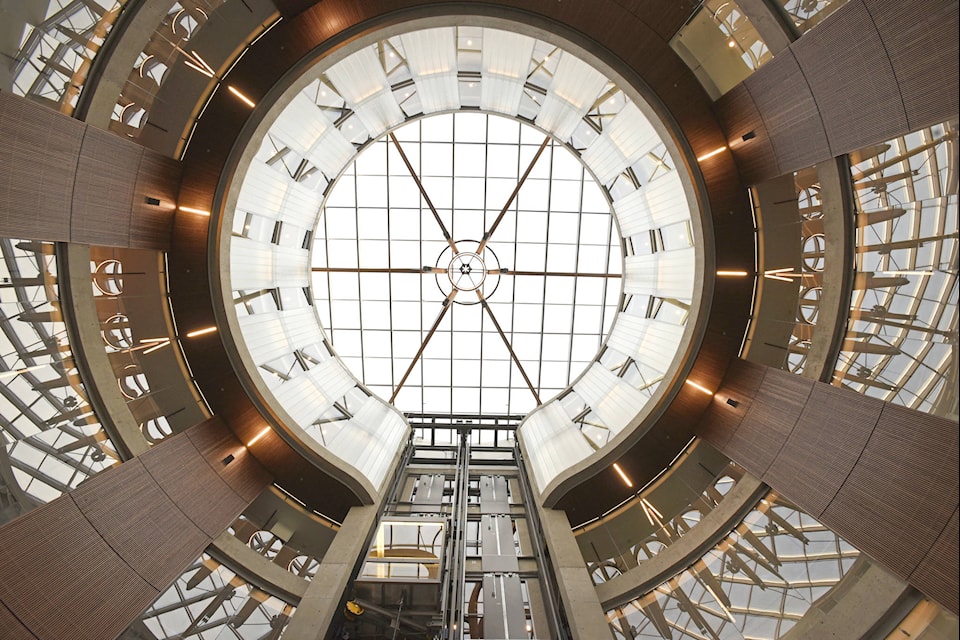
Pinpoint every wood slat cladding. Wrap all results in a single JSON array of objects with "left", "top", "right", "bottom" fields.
[
  {"left": 0, "top": 600, "right": 36, "bottom": 640},
  {"left": 713, "top": 85, "right": 778, "bottom": 183},
  {"left": 185, "top": 417, "right": 273, "bottom": 502},
  {"left": 714, "top": 0, "right": 959, "bottom": 183},
  {"left": 791, "top": 0, "right": 908, "bottom": 155},
  {"left": 698, "top": 359, "right": 960, "bottom": 614},
  {"left": 0, "top": 92, "right": 180, "bottom": 248},
  {"left": 0, "top": 497, "right": 159, "bottom": 640},
  {"left": 822, "top": 404, "right": 959, "bottom": 581},
  {"left": 139, "top": 429, "right": 249, "bottom": 536},
  {"left": 764, "top": 383, "right": 881, "bottom": 516},
  {"left": 167, "top": 0, "right": 755, "bottom": 521},
  {"left": 866, "top": 0, "right": 960, "bottom": 131},
  {"left": 723, "top": 368, "right": 814, "bottom": 476},
  {"left": 71, "top": 458, "right": 210, "bottom": 591},
  {"left": 912, "top": 508, "right": 959, "bottom": 615},
  {"left": 742, "top": 50, "right": 830, "bottom": 173},
  {"left": 0, "top": 419, "right": 271, "bottom": 640},
  {"left": 0, "top": 91, "right": 84, "bottom": 240}
]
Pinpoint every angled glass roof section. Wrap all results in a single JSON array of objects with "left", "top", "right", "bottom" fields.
[{"left": 223, "top": 23, "right": 702, "bottom": 493}]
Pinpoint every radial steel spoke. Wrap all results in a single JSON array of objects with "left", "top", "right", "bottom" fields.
[
  {"left": 487, "top": 268, "right": 622, "bottom": 278},
  {"left": 477, "top": 136, "right": 551, "bottom": 254},
  {"left": 389, "top": 132, "right": 459, "bottom": 254},
  {"left": 389, "top": 290, "right": 458, "bottom": 404},
  {"left": 311, "top": 266, "right": 435, "bottom": 275},
  {"left": 475, "top": 290, "right": 541, "bottom": 405}
]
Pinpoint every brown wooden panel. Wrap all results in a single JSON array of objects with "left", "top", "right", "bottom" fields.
[
  {"left": 0, "top": 93, "right": 83, "bottom": 241},
  {"left": 723, "top": 368, "right": 814, "bottom": 475},
  {"left": 185, "top": 416, "right": 272, "bottom": 502},
  {"left": 130, "top": 152, "right": 181, "bottom": 249},
  {"left": 71, "top": 458, "right": 210, "bottom": 591},
  {"left": 866, "top": 0, "right": 960, "bottom": 131},
  {"left": 610, "top": 0, "right": 699, "bottom": 41},
  {"left": 743, "top": 50, "right": 830, "bottom": 173},
  {"left": 791, "top": 0, "right": 907, "bottom": 156},
  {"left": 694, "top": 358, "right": 766, "bottom": 449},
  {"left": 71, "top": 126, "right": 143, "bottom": 246},
  {"left": 0, "top": 600, "right": 36, "bottom": 640},
  {"left": 911, "top": 508, "right": 959, "bottom": 615},
  {"left": 764, "top": 383, "right": 882, "bottom": 517},
  {"left": 822, "top": 404, "right": 959, "bottom": 581},
  {"left": 713, "top": 84, "right": 779, "bottom": 184},
  {"left": 0, "top": 497, "right": 158, "bottom": 640},
  {"left": 139, "top": 431, "right": 247, "bottom": 536}
]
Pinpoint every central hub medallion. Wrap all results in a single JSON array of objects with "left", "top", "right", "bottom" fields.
[
  {"left": 447, "top": 251, "right": 486, "bottom": 291},
  {"left": 435, "top": 240, "right": 500, "bottom": 304}
]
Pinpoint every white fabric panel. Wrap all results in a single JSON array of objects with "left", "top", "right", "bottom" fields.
[
  {"left": 273, "top": 358, "right": 355, "bottom": 425},
  {"left": 270, "top": 92, "right": 333, "bottom": 155},
  {"left": 238, "top": 308, "right": 319, "bottom": 365},
  {"left": 236, "top": 162, "right": 288, "bottom": 220},
  {"left": 401, "top": 28, "right": 460, "bottom": 113},
  {"left": 413, "top": 73, "right": 460, "bottom": 113},
  {"left": 520, "top": 402, "right": 593, "bottom": 490},
  {"left": 326, "top": 46, "right": 404, "bottom": 136},
  {"left": 615, "top": 171, "right": 688, "bottom": 236},
  {"left": 581, "top": 103, "right": 659, "bottom": 185},
  {"left": 624, "top": 247, "right": 696, "bottom": 300},
  {"left": 230, "top": 238, "right": 309, "bottom": 291},
  {"left": 303, "top": 127, "right": 356, "bottom": 180},
  {"left": 238, "top": 312, "right": 284, "bottom": 365},
  {"left": 235, "top": 162, "right": 323, "bottom": 229},
  {"left": 574, "top": 363, "right": 646, "bottom": 434},
  {"left": 336, "top": 396, "right": 408, "bottom": 488},
  {"left": 480, "top": 29, "right": 535, "bottom": 114},
  {"left": 607, "top": 314, "right": 684, "bottom": 373},
  {"left": 535, "top": 52, "right": 606, "bottom": 140}
]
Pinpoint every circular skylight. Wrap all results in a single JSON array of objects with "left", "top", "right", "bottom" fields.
[
  {"left": 312, "top": 112, "right": 622, "bottom": 417},
  {"left": 220, "top": 22, "right": 703, "bottom": 489}
]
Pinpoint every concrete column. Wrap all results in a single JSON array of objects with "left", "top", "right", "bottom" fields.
[
  {"left": 538, "top": 507, "right": 611, "bottom": 640},
  {"left": 282, "top": 505, "right": 379, "bottom": 640}
]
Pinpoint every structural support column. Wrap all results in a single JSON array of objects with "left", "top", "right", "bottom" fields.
[
  {"left": 537, "top": 507, "right": 611, "bottom": 639},
  {"left": 282, "top": 505, "right": 380, "bottom": 640},
  {"left": 696, "top": 359, "right": 959, "bottom": 614},
  {"left": 0, "top": 417, "right": 272, "bottom": 640}
]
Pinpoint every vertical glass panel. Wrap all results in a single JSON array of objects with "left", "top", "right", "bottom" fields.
[{"left": 671, "top": 0, "right": 773, "bottom": 98}]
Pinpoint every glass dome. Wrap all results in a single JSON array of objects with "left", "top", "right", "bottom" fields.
[{"left": 220, "top": 23, "right": 704, "bottom": 491}]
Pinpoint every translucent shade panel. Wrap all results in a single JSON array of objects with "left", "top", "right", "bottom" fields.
[
  {"left": 235, "top": 162, "right": 323, "bottom": 229},
  {"left": 624, "top": 247, "right": 696, "bottom": 300},
  {"left": 272, "top": 357, "right": 356, "bottom": 425},
  {"left": 536, "top": 52, "right": 607, "bottom": 140},
  {"left": 480, "top": 29, "right": 536, "bottom": 114},
  {"left": 581, "top": 103, "right": 659, "bottom": 185},
  {"left": 615, "top": 171, "right": 689, "bottom": 236},
  {"left": 606, "top": 314, "right": 685, "bottom": 374},
  {"left": 401, "top": 28, "right": 461, "bottom": 113},
  {"left": 519, "top": 402, "right": 594, "bottom": 491},
  {"left": 574, "top": 363, "right": 647, "bottom": 433},
  {"left": 230, "top": 239, "right": 309, "bottom": 291},
  {"left": 326, "top": 46, "right": 405, "bottom": 135}
]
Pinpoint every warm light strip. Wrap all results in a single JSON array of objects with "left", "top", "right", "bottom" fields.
[
  {"left": 716, "top": 270, "right": 749, "bottom": 277},
  {"left": 139, "top": 337, "right": 170, "bottom": 343},
  {"left": 642, "top": 498, "right": 663, "bottom": 519},
  {"left": 142, "top": 341, "right": 170, "bottom": 355},
  {"left": 881, "top": 270, "right": 933, "bottom": 276},
  {"left": 185, "top": 326, "right": 217, "bottom": 338},
  {"left": 228, "top": 85, "right": 256, "bottom": 108},
  {"left": 696, "top": 146, "right": 727, "bottom": 162},
  {"left": 183, "top": 58, "right": 214, "bottom": 78},
  {"left": 246, "top": 426, "right": 271, "bottom": 447},
  {"left": 178, "top": 206, "right": 210, "bottom": 216},
  {"left": 640, "top": 500, "right": 655, "bottom": 526},
  {"left": 191, "top": 51, "right": 215, "bottom": 75},
  {"left": 612, "top": 463, "right": 633, "bottom": 488},
  {"left": 685, "top": 380, "right": 714, "bottom": 395}
]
